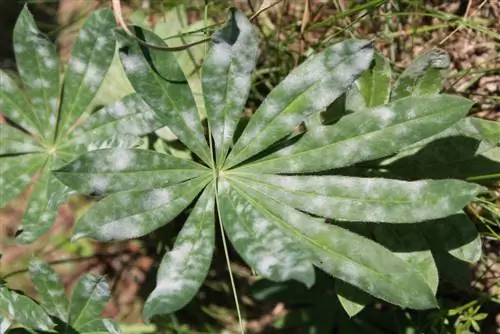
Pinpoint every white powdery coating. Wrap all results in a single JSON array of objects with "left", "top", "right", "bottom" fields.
[
  {"left": 108, "top": 100, "right": 129, "bottom": 118},
  {"left": 32, "top": 78, "right": 51, "bottom": 89},
  {"left": 144, "top": 188, "right": 172, "bottom": 209},
  {"left": 82, "top": 276, "right": 109, "bottom": 298},
  {"left": 122, "top": 54, "right": 147, "bottom": 74},
  {"left": 209, "top": 42, "right": 232, "bottom": 69},
  {"left": 100, "top": 218, "right": 143, "bottom": 240},
  {"left": 107, "top": 149, "right": 135, "bottom": 171},
  {"left": 90, "top": 176, "right": 109, "bottom": 194},
  {"left": 374, "top": 106, "right": 396, "bottom": 126},
  {"left": 71, "top": 58, "right": 86, "bottom": 74},
  {"left": 84, "top": 64, "right": 102, "bottom": 86}
]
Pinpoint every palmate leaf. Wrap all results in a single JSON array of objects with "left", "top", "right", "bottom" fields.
[
  {"left": 53, "top": 7, "right": 487, "bottom": 321},
  {"left": 230, "top": 173, "right": 483, "bottom": 223},
  {"left": 239, "top": 95, "right": 473, "bottom": 173},
  {"left": 226, "top": 177, "right": 437, "bottom": 309},
  {"left": 0, "top": 7, "right": 161, "bottom": 243},
  {"left": 225, "top": 39, "right": 374, "bottom": 168},
  {"left": 143, "top": 184, "right": 215, "bottom": 322},
  {"left": 202, "top": 8, "right": 259, "bottom": 166},
  {"left": 2, "top": 260, "right": 121, "bottom": 333}
]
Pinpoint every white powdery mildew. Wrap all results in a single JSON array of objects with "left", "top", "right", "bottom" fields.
[
  {"left": 374, "top": 106, "right": 396, "bottom": 127},
  {"left": 32, "top": 78, "right": 51, "bottom": 89},
  {"left": 89, "top": 175, "right": 109, "bottom": 194},
  {"left": 71, "top": 58, "right": 86, "bottom": 74},
  {"left": 181, "top": 109, "right": 204, "bottom": 141},
  {"left": 82, "top": 276, "right": 108, "bottom": 298},
  {"left": 78, "top": 29, "right": 90, "bottom": 41},
  {"left": 121, "top": 54, "right": 147, "bottom": 74},
  {"left": 143, "top": 188, "right": 172, "bottom": 209},
  {"left": 108, "top": 100, "right": 129, "bottom": 118},
  {"left": 100, "top": 217, "right": 143, "bottom": 240},
  {"left": 209, "top": 42, "right": 232, "bottom": 69},
  {"left": 106, "top": 149, "right": 135, "bottom": 171},
  {"left": 84, "top": 63, "right": 102, "bottom": 87}
]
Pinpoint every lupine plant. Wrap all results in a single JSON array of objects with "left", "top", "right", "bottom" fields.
[{"left": 1, "top": 4, "right": 498, "bottom": 333}]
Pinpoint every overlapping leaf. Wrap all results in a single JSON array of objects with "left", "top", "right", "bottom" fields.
[
  {"left": 239, "top": 95, "right": 473, "bottom": 173},
  {"left": 0, "top": 7, "right": 161, "bottom": 243}
]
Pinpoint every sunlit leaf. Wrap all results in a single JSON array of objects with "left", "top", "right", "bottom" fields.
[
  {"left": 218, "top": 178, "right": 315, "bottom": 287},
  {"left": 0, "top": 125, "right": 41, "bottom": 156},
  {"left": 143, "top": 184, "right": 215, "bottom": 321},
  {"left": 0, "top": 286, "right": 54, "bottom": 332},
  {"left": 72, "top": 176, "right": 211, "bottom": 242},
  {"left": 54, "top": 148, "right": 209, "bottom": 195},
  {"left": 392, "top": 48, "right": 450, "bottom": 100},
  {"left": 356, "top": 51, "right": 392, "bottom": 107},
  {"left": 336, "top": 280, "right": 372, "bottom": 317},
  {"left": 28, "top": 259, "right": 69, "bottom": 320},
  {"left": 117, "top": 27, "right": 211, "bottom": 165},
  {"left": 229, "top": 173, "right": 483, "bottom": 223},
  {"left": 57, "top": 9, "right": 117, "bottom": 137},
  {"left": 225, "top": 39, "right": 374, "bottom": 168},
  {"left": 242, "top": 95, "right": 473, "bottom": 173},
  {"left": 229, "top": 178, "right": 437, "bottom": 309},
  {"left": 202, "top": 8, "right": 259, "bottom": 166},
  {"left": 68, "top": 274, "right": 110, "bottom": 330},
  {"left": 13, "top": 5, "right": 60, "bottom": 140},
  {"left": 0, "top": 154, "right": 42, "bottom": 207}
]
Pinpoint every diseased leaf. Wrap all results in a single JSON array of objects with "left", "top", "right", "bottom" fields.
[
  {"left": 230, "top": 173, "right": 484, "bottom": 223},
  {"left": 392, "top": 48, "right": 450, "bottom": 100},
  {"left": 17, "top": 163, "right": 70, "bottom": 244},
  {"left": 117, "top": 27, "right": 211, "bottom": 165},
  {"left": 68, "top": 274, "right": 110, "bottom": 330},
  {"left": 356, "top": 51, "right": 392, "bottom": 107},
  {"left": 0, "top": 70, "right": 40, "bottom": 135},
  {"left": 143, "top": 184, "right": 215, "bottom": 321},
  {"left": 0, "top": 314, "right": 11, "bottom": 334},
  {"left": 202, "top": 8, "right": 259, "bottom": 166},
  {"left": 242, "top": 95, "right": 473, "bottom": 173},
  {"left": 225, "top": 39, "right": 374, "bottom": 168},
  {"left": 218, "top": 178, "right": 315, "bottom": 287},
  {"left": 29, "top": 259, "right": 69, "bottom": 321},
  {"left": 77, "top": 318, "right": 122, "bottom": 334},
  {"left": 374, "top": 225, "right": 439, "bottom": 294},
  {"left": 0, "top": 286, "right": 54, "bottom": 332},
  {"left": 54, "top": 148, "right": 209, "bottom": 195},
  {"left": 13, "top": 5, "right": 60, "bottom": 140},
  {"left": 63, "top": 94, "right": 162, "bottom": 154},
  {"left": 0, "top": 125, "right": 41, "bottom": 156},
  {"left": 57, "top": 9, "right": 117, "bottom": 137},
  {"left": 72, "top": 176, "right": 211, "bottom": 242},
  {"left": 229, "top": 178, "right": 437, "bottom": 310},
  {"left": 336, "top": 280, "right": 372, "bottom": 317},
  {"left": 424, "top": 212, "right": 481, "bottom": 263},
  {"left": 0, "top": 154, "right": 42, "bottom": 207}
]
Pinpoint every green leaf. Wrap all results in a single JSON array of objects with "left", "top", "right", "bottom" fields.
[
  {"left": 228, "top": 178, "right": 437, "bottom": 309},
  {"left": 14, "top": 6, "right": 60, "bottom": 140},
  {"left": 28, "top": 259, "right": 69, "bottom": 321},
  {"left": 117, "top": 27, "right": 211, "bottom": 165},
  {"left": 0, "top": 286, "right": 54, "bottom": 332},
  {"left": 54, "top": 148, "right": 209, "bottom": 195},
  {"left": 243, "top": 95, "right": 473, "bottom": 173},
  {"left": 202, "top": 8, "right": 259, "bottom": 166},
  {"left": 424, "top": 212, "right": 481, "bottom": 263},
  {"left": 229, "top": 173, "right": 484, "bottom": 223},
  {"left": 76, "top": 318, "right": 122, "bottom": 334},
  {"left": 392, "top": 48, "right": 450, "bottom": 100},
  {"left": 356, "top": 51, "right": 392, "bottom": 107},
  {"left": 72, "top": 176, "right": 211, "bottom": 242},
  {"left": 0, "top": 314, "right": 11, "bottom": 334},
  {"left": 62, "top": 94, "right": 162, "bottom": 155},
  {"left": 143, "top": 184, "right": 215, "bottom": 322},
  {"left": 217, "top": 178, "right": 315, "bottom": 287},
  {"left": 336, "top": 280, "right": 372, "bottom": 317},
  {"left": 57, "top": 9, "right": 117, "bottom": 138},
  {"left": 68, "top": 274, "right": 110, "bottom": 330},
  {"left": 374, "top": 224, "right": 439, "bottom": 294},
  {"left": 0, "top": 70, "right": 40, "bottom": 136},
  {"left": 225, "top": 39, "right": 374, "bottom": 168},
  {"left": 17, "top": 163, "right": 70, "bottom": 244},
  {"left": 0, "top": 154, "right": 43, "bottom": 207},
  {"left": 0, "top": 125, "right": 41, "bottom": 156}
]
